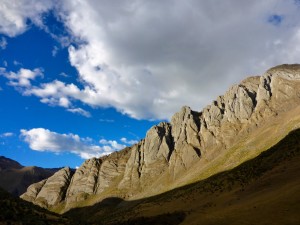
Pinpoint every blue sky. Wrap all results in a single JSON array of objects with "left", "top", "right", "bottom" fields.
[
  {"left": 0, "top": 22, "right": 158, "bottom": 168},
  {"left": 1, "top": 0, "right": 300, "bottom": 168}
]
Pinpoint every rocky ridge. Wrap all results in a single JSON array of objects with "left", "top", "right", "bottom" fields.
[{"left": 21, "top": 64, "right": 300, "bottom": 211}]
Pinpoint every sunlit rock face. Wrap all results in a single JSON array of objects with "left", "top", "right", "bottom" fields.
[{"left": 21, "top": 64, "right": 300, "bottom": 211}]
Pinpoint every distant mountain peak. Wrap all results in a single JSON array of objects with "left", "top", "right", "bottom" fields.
[
  {"left": 0, "top": 156, "right": 59, "bottom": 196},
  {"left": 0, "top": 156, "right": 23, "bottom": 170}
]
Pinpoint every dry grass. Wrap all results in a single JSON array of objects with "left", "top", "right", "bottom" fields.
[{"left": 64, "top": 128, "right": 300, "bottom": 225}]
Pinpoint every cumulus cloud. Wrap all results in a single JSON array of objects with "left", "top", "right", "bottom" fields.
[
  {"left": 3, "top": 1, "right": 300, "bottom": 120},
  {"left": 99, "top": 139, "right": 126, "bottom": 151},
  {"left": 48, "top": 0, "right": 300, "bottom": 119},
  {"left": 20, "top": 128, "right": 137, "bottom": 159},
  {"left": 20, "top": 128, "right": 107, "bottom": 159},
  {"left": 0, "top": 67, "right": 43, "bottom": 87},
  {"left": 0, "top": 0, "right": 54, "bottom": 37},
  {"left": 0, "top": 67, "right": 91, "bottom": 117}
]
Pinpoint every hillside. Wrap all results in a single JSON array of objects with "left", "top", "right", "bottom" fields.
[
  {"left": 21, "top": 64, "right": 300, "bottom": 212},
  {"left": 65, "top": 128, "right": 300, "bottom": 225},
  {"left": 0, "top": 187, "right": 72, "bottom": 225},
  {"left": 0, "top": 156, "right": 58, "bottom": 196}
]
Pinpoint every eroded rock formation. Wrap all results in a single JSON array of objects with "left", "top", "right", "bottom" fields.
[{"left": 21, "top": 64, "right": 300, "bottom": 211}]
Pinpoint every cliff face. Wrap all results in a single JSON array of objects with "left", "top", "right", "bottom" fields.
[{"left": 21, "top": 64, "right": 300, "bottom": 211}]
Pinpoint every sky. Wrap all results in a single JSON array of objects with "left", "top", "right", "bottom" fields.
[{"left": 0, "top": 0, "right": 300, "bottom": 169}]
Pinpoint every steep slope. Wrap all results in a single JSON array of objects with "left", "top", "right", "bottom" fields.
[
  {"left": 0, "top": 187, "right": 72, "bottom": 225},
  {"left": 0, "top": 156, "right": 23, "bottom": 170},
  {"left": 21, "top": 64, "right": 300, "bottom": 212},
  {"left": 65, "top": 128, "right": 300, "bottom": 225},
  {"left": 0, "top": 156, "right": 58, "bottom": 196}
]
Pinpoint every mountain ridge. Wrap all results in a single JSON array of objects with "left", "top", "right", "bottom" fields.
[
  {"left": 0, "top": 156, "right": 59, "bottom": 196},
  {"left": 21, "top": 64, "right": 300, "bottom": 212},
  {"left": 64, "top": 128, "right": 300, "bottom": 225}
]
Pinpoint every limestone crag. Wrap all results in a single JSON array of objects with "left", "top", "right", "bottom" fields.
[
  {"left": 21, "top": 167, "right": 73, "bottom": 207},
  {"left": 21, "top": 64, "right": 300, "bottom": 211}
]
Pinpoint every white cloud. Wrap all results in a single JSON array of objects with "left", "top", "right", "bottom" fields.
[
  {"left": 0, "top": 132, "right": 14, "bottom": 137},
  {"left": 59, "top": 72, "right": 69, "bottom": 77},
  {"left": 46, "top": 0, "right": 300, "bottom": 119},
  {"left": 13, "top": 60, "right": 22, "bottom": 66},
  {"left": 120, "top": 137, "right": 138, "bottom": 145},
  {"left": 0, "top": 67, "right": 92, "bottom": 117},
  {"left": 99, "top": 119, "right": 114, "bottom": 123},
  {"left": 0, "top": 37, "right": 7, "bottom": 49},
  {"left": 67, "top": 108, "right": 91, "bottom": 117},
  {"left": 0, "top": 67, "right": 43, "bottom": 87},
  {"left": 20, "top": 128, "right": 107, "bottom": 159},
  {"left": 2, "top": 1, "right": 300, "bottom": 120},
  {"left": 0, "top": 0, "right": 53, "bottom": 37},
  {"left": 20, "top": 128, "right": 133, "bottom": 159},
  {"left": 99, "top": 139, "right": 126, "bottom": 151},
  {"left": 52, "top": 46, "right": 59, "bottom": 57},
  {"left": 52, "top": 0, "right": 300, "bottom": 119}
]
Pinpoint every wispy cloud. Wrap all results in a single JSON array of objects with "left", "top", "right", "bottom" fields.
[
  {"left": 0, "top": 37, "right": 7, "bottom": 49},
  {"left": 13, "top": 60, "right": 22, "bottom": 66},
  {"left": 120, "top": 138, "right": 138, "bottom": 145},
  {"left": 52, "top": 46, "right": 59, "bottom": 57},
  {"left": 59, "top": 72, "right": 69, "bottom": 78},
  {"left": 67, "top": 108, "right": 91, "bottom": 117},
  {"left": 0, "top": 132, "right": 14, "bottom": 138},
  {"left": 99, "top": 119, "right": 114, "bottom": 123}
]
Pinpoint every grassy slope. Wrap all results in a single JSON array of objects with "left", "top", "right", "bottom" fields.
[
  {"left": 0, "top": 187, "right": 73, "bottom": 225},
  {"left": 65, "top": 128, "right": 300, "bottom": 225}
]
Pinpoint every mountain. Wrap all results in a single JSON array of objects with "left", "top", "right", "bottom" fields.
[
  {"left": 21, "top": 64, "right": 300, "bottom": 213},
  {"left": 0, "top": 187, "right": 72, "bottom": 225},
  {"left": 64, "top": 128, "right": 300, "bottom": 225},
  {"left": 0, "top": 156, "right": 23, "bottom": 170},
  {"left": 0, "top": 156, "right": 58, "bottom": 196},
  {"left": 1, "top": 128, "right": 299, "bottom": 225}
]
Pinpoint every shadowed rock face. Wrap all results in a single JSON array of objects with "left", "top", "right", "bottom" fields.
[
  {"left": 0, "top": 156, "right": 58, "bottom": 196},
  {"left": 21, "top": 64, "right": 300, "bottom": 211}
]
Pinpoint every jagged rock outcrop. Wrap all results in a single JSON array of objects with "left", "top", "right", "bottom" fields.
[
  {"left": 21, "top": 64, "right": 300, "bottom": 211},
  {"left": 21, "top": 167, "right": 73, "bottom": 207}
]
